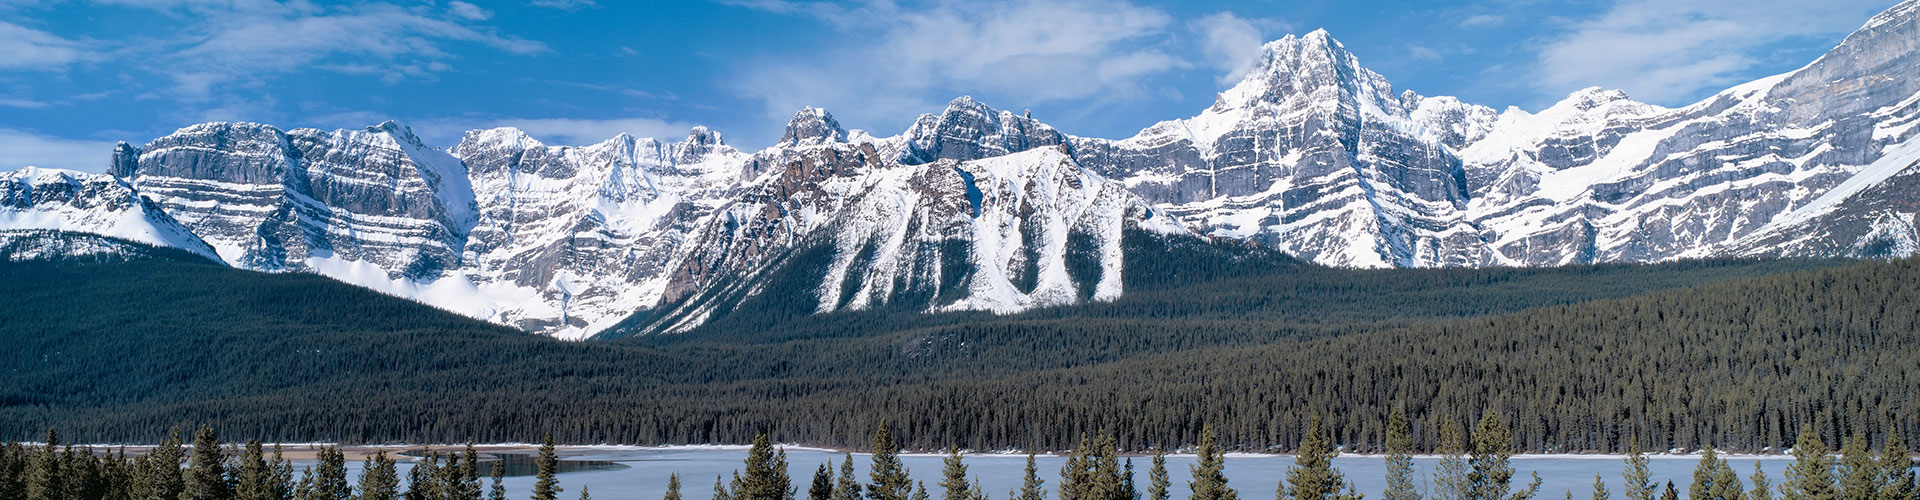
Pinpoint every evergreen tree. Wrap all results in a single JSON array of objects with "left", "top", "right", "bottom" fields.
[
  {"left": 716, "top": 475, "right": 735, "bottom": 500},
  {"left": 406, "top": 452, "right": 439, "bottom": 500},
  {"left": 868, "top": 423, "right": 912, "bottom": 500},
  {"left": 942, "top": 447, "right": 971, "bottom": 500},
  {"left": 833, "top": 454, "right": 862, "bottom": 500},
  {"left": 1017, "top": 453, "right": 1046, "bottom": 500},
  {"left": 488, "top": 452, "right": 506, "bottom": 500},
  {"left": 144, "top": 430, "right": 189, "bottom": 500},
  {"left": 533, "top": 435, "right": 563, "bottom": 500},
  {"left": 456, "top": 445, "right": 482, "bottom": 500},
  {"left": 1838, "top": 436, "right": 1876, "bottom": 500},
  {"left": 271, "top": 445, "right": 297, "bottom": 500},
  {"left": 1385, "top": 409, "right": 1420, "bottom": 500},
  {"left": 1148, "top": 448, "right": 1169, "bottom": 500},
  {"left": 814, "top": 461, "right": 836, "bottom": 500},
  {"left": 913, "top": 482, "right": 930, "bottom": 500},
  {"left": 182, "top": 426, "right": 233, "bottom": 500},
  {"left": 1124, "top": 458, "right": 1139, "bottom": 500},
  {"left": 1281, "top": 418, "right": 1360, "bottom": 500},
  {"left": 666, "top": 474, "right": 682, "bottom": 500},
  {"left": 237, "top": 440, "right": 274, "bottom": 500},
  {"left": 1877, "top": 430, "right": 1916, "bottom": 500},
  {"left": 1593, "top": 475, "right": 1610, "bottom": 500},
  {"left": 2, "top": 441, "right": 26, "bottom": 500},
  {"left": 358, "top": 451, "right": 401, "bottom": 500},
  {"left": 579, "top": 487, "right": 589, "bottom": 500},
  {"left": 1468, "top": 413, "right": 1539, "bottom": 500},
  {"left": 26, "top": 430, "right": 61, "bottom": 500},
  {"left": 1693, "top": 447, "right": 1742, "bottom": 500},
  {"left": 1659, "top": 483, "right": 1677, "bottom": 500},
  {"left": 1060, "top": 433, "right": 1127, "bottom": 500},
  {"left": 1747, "top": 462, "right": 1771, "bottom": 500},
  {"left": 1188, "top": 425, "right": 1237, "bottom": 500},
  {"left": 739, "top": 433, "right": 793, "bottom": 500},
  {"left": 1436, "top": 418, "right": 1472, "bottom": 500},
  {"left": 1623, "top": 443, "right": 1655, "bottom": 500},
  {"left": 313, "top": 446, "right": 352, "bottom": 500},
  {"left": 1783, "top": 425, "right": 1837, "bottom": 500}
]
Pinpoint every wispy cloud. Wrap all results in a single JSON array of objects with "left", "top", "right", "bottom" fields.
[
  {"left": 1192, "top": 12, "right": 1267, "bottom": 85},
  {"left": 1459, "top": 14, "right": 1504, "bottom": 29},
  {"left": 529, "top": 0, "right": 597, "bottom": 10},
  {"left": 0, "top": 128, "right": 118, "bottom": 173},
  {"left": 724, "top": 0, "right": 1183, "bottom": 135},
  {"left": 0, "top": 19, "right": 92, "bottom": 70},
  {"left": 411, "top": 116, "right": 701, "bottom": 148},
  {"left": 1532, "top": 0, "right": 1892, "bottom": 105}
]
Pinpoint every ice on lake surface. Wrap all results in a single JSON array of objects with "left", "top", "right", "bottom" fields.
[{"left": 311, "top": 448, "right": 1802, "bottom": 500}]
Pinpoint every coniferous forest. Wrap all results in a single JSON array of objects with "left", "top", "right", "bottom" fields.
[{"left": 1, "top": 235, "right": 1917, "bottom": 457}]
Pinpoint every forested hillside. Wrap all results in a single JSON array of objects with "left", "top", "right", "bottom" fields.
[{"left": 1, "top": 236, "right": 1910, "bottom": 454}]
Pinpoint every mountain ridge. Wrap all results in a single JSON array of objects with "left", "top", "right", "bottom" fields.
[{"left": 5, "top": 1, "right": 1918, "bottom": 339}]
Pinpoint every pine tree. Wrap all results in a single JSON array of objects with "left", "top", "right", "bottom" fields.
[
  {"left": 1468, "top": 413, "right": 1539, "bottom": 500},
  {"left": 833, "top": 454, "right": 862, "bottom": 500},
  {"left": 237, "top": 440, "right": 273, "bottom": 500},
  {"left": 1124, "top": 458, "right": 1139, "bottom": 500},
  {"left": 1014, "top": 452, "right": 1046, "bottom": 500},
  {"left": 26, "top": 430, "right": 61, "bottom": 500},
  {"left": 1593, "top": 475, "right": 1610, "bottom": 500},
  {"left": 488, "top": 451, "right": 506, "bottom": 500},
  {"left": 1838, "top": 435, "right": 1876, "bottom": 500},
  {"left": 942, "top": 447, "right": 970, "bottom": 500},
  {"left": 578, "top": 487, "right": 589, "bottom": 500},
  {"left": 1747, "top": 462, "right": 1771, "bottom": 500},
  {"left": 1386, "top": 409, "right": 1420, "bottom": 500},
  {"left": 1623, "top": 443, "right": 1655, "bottom": 500},
  {"left": 313, "top": 446, "right": 352, "bottom": 500},
  {"left": 182, "top": 426, "right": 233, "bottom": 500},
  {"left": 814, "top": 461, "right": 835, "bottom": 500},
  {"left": 406, "top": 452, "right": 439, "bottom": 500},
  {"left": 1659, "top": 483, "right": 1677, "bottom": 500},
  {"left": 1281, "top": 418, "right": 1360, "bottom": 500},
  {"left": 739, "top": 433, "right": 793, "bottom": 500},
  {"left": 1148, "top": 448, "right": 1169, "bottom": 500},
  {"left": 533, "top": 435, "right": 563, "bottom": 500},
  {"left": 1188, "top": 425, "right": 1237, "bottom": 500},
  {"left": 1693, "top": 447, "right": 1742, "bottom": 500},
  {"left": 456, "top": 445, "right": 482, "bottom": 500},
  {"left": 1877, "top": 430, "right": 1916, "bottom": 500},
  {"left": 1436, "top": 418, "right": 1472, "bottom": 500},
  {"left": 271, "top": 445, "right": 296, "bottom": 500},
  {"left": 913, "top": 482, "right": 930, "bottom": 500},
  {"left": 1783, "top": 425, "right": 1837, "bottom": 500},
  {"left": 868, "top": 423, "right": 912, "bottom": 500},
  {"left": 665, "top": 474, "right": 682, "bottom": 500},
  {"left": 716, "top": 475, "right": 735, "bottom": 500},
  {"left": 359, "top": 451, "right": 401, "bottom": 500}
]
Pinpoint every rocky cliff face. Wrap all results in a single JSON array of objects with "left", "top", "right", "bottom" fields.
[{"left": 6, "top": 1, "right": 1917, "bottom": 338}]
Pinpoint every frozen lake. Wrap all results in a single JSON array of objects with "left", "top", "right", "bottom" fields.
[{"left": 312, "top": 447, "right": 1797, "bottom": 500}]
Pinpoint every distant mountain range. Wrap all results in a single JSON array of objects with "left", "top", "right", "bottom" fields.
[{"left": 4, "top": 0, "right": 1916, "bottom": 339}]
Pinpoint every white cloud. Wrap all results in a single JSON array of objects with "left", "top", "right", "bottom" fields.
[
  {"left": 529, "top": 0, "right": 596, "bottom": 9},
  {"left": 1192, "top": 12, "right": 1265, "bottom": 85},
  {"left": 1459, "top": 14, "right": 1504, "bottom": 28},
  {"left": 412, "top": 117, "right": 701, "bottom": 147},
  {"left": 1533, "top": 0, "right": 1892, "bottom": 105},
  {"left": 726, "top": 0, "right": 1181, "bottom": 137},
  {"left": 448, "top": 1, "right": 490, "bottom": 21},
  {"left": 104, "top": 1, "right": 544, "bottom": 100},
  {"left": 1408, "top": 45, "right": 1443, "bottom": 62},
  {"left": 0, "top": 20, "right": 91, "bottom": 70},
  {"left": 0, "top": 129, "right": 118, "bottom": 173}
]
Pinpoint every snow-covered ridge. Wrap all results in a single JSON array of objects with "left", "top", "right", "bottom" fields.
[{"left": 5, "top": 1, "right": 1918, "bottom": 338}]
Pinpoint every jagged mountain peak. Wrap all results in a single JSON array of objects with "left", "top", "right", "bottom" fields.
[{"left": 780, "top": 106, "right": 847, "bottom": 146}]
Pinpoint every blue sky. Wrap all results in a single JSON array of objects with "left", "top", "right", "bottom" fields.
[{"left": 0, "top": 0, "right": 1900, "bottom": 173}]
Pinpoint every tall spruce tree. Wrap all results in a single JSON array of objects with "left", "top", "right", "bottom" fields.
[
  {"left": 488, "top": 452, "right": 506, "bottom": 500},
  {"left": 1693, "top": 447, "right": 1742, "bottom": 500},
  {"left": 1747, "top": 462, "right": 1771, "bottom": 500},
  {"left": 26, "top": 430, "right": 61, "bottom": 500},
  {"left": 456, "top": 445, "right": 482, "bottom": 500},
  {"left": 1838, "top": 435, "right": 1876, "bottom": 500},
  {"left": 715, "top": 475, "right": 734, "bottom": 500},
  {"left": 405, "top": 453, "right": 439, "bottom": 500},
  {"left": 1385, "top": 409, "right": 1420, "bottom": 500},
  {"left": 1017, "top": 453, "right": 1046, "bottom": 500},
  {"left": 665, "top": 474, "right": 682, "bottom": 500},
  {"left": 739, "top": 433, "right": 793, "bottom": 500},
  {"left": 182, "top": 426, "right": 233, "bottom": 500},
  {"left": 1281, "top": 418, "right": 1360, "bottom": 500},
  {"left": 868, "top": 424, "right": 911, "bottom": 500},
  {"left": 146, "top": 429, "right": 189, "bottom": 500},
  {"left": 1623, "top": 443, "right": 1655, "bottom": 500},
  {"left": 1659, "top": 483, "right": 1677, "bottom": 500},
  {"left": 913, "top": 482, "right": 930, "bottom": 500},
  {"left": 1783, "top": 425, "right": 1837, "bottom": 500},
  {"left": 1593, "top": 475, "right": 1610, "bottom": 500},
  {"left": 1148, "top": 448, "right": 1169, "bottom": 500},
  {"left": 533, "top": 435, "right": 563, "bottom": 500},
  {"left": 1436, "top": 418, "right": 1472, "bottom": 500},
  {"left": 1468, "top": 413, "right": 1540, "bottom": 500},
  {"left": 942, "top": 447, "right": 970, "bottom": 500},
  {"left": 833, "top": 454, "right": 862, "bottom": 500},
  {"left": 814, "top": 462, "right": 835, "bottom": 500},
  {"left": 1124, "top": 458, "right": 1139, "bottom": 500},
  {"left": 358, "top": 451, "right": 401, "bottom": 500},
  {"left": 1877, "top": 430, "right": 1916, "bottom": 500},
  {"left": 237, "top": 440, "right": 273, "bottom": 500},
  {"left": 1188, "top": 426, "right": 1237, "bottom": 500},
  {"left": 314, "top": 446, "right": 351, "bottom": 500},
  {"left": 270, "top": 445, "right": 296, "bottom": 500}
]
